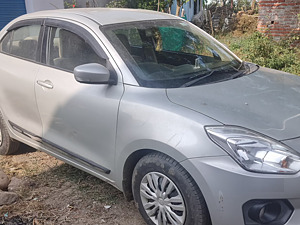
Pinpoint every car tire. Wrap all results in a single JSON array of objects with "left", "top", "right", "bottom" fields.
[
  {"left": 132, "top": 153, "right": 211, "bottom": 225},
  {"left": 0, "top": 113, "right": 19, "bottom": 155}
]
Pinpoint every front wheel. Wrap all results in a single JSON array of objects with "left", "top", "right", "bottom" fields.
[
  {"left": 0, "top": 113, "right": 19, "bottom": 155},
  {"left": 132, "top": 153, "right": 211, "bottom": 225}
]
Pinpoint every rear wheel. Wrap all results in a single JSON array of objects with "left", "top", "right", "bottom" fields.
[
  {"left": 0, "top": 113, "right": 19, "bottom": 155},
  {"left": 132, "top": 153, "right": 211, "bottom": 225}
]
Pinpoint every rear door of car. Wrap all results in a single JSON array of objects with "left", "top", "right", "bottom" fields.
[
  {"left": 0, "top": 19, "right": 43, "bottom": 137},
  {"left": 35, "top": 18, "right": 124, "bottom": 176}
]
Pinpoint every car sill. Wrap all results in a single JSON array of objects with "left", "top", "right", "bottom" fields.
[{"left": 8, "top": 121, "right": 111, "bottom": 174}]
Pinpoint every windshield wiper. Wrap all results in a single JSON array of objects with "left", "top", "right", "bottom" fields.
[
  {"left": 180, "top": 69, "right": 215, "bottom": 87},
  {"left": 180, "top": 67, "right": 247, "bottom": 88},
  {"left": 180, "top": 60, "right": 248, "bottom": 88}
]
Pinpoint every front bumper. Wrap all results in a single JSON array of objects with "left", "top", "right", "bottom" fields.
[{"left": 181, "top": 156, "right": 300, "bottom": 225}]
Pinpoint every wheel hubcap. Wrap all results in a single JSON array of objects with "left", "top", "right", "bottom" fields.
[{"left": 140, "top": 172, "right": 186, "bottom": 225}]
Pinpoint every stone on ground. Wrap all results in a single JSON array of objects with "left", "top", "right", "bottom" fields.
[
  {"left": 0, "top": 191, "right": 19, "bottom": 206},
  {"left": 0, "top": 170, "right": 9, "bottom": 191},
  {"left": 8, "top": 177, "right": 32, "bottom": 192}
]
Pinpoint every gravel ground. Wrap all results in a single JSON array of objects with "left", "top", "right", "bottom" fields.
[{"left": 0, "top": 144, "right": 146, "bottom": 225}]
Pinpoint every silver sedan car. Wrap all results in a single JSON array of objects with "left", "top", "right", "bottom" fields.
[{"left": 0, "top": 8, "right": 299, "bottom": 225}]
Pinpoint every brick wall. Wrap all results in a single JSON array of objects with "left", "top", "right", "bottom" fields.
[{"left": 258, "top": 0, "right": 300, "bottom": 41}]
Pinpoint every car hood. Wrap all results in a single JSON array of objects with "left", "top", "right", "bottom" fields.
[{"left": 167, "top": 67, "right": 300, "bottom": 140}]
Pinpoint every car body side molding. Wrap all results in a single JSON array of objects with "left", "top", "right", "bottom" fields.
[{"left": 8, "top": 121, "right": 111, "bottom": 174}]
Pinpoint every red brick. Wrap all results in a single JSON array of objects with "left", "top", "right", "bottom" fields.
[
  {"left": 260, "top": 0, "right": 285, "bottom": 3},
  {"left": 258, "top": 0, "right": 299, "bottom": 40}
]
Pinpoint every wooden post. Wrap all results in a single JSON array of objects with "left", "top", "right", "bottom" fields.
[
  {"left": 158, "top": 0, "right": 160, "bottom": 11},
  {"left": 208, "top": 10, "right": 214, "bottom": 36},
  {"left": 251, "top": 0, "right": 256, "bottom": 10}
]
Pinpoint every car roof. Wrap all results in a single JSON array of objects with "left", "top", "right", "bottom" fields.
[{"left": 19, "top": 8, "right": 179, "bottom": 26}]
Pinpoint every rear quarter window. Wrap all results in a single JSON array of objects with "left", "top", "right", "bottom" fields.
[{"left": 0, "top": 32, "right": 12, "bottom": 53}]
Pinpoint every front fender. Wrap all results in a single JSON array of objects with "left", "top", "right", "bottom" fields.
[{"left": 114, "top": 85, "right": 226, "bottom": 190}]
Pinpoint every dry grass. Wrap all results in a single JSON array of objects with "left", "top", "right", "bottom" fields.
[{"left": 0, "top": 144, "right": 145, "bottom": 225}]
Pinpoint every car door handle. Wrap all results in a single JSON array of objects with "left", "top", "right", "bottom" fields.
[{"left": 37, "top": 80, "right": 54, "bottom": 89}]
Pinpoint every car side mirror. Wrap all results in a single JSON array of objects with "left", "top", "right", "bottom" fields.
[{"left": 74, "top": 63, "right": 117, "bottom": 85}]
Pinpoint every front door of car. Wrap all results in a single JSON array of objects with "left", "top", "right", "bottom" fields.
[{"left": 34, "top": 21, "right": 123, "bottom": 175}]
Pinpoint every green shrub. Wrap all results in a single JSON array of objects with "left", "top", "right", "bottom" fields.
[{"left": 229, "top": 32, "right": 300, "bottom": 75}]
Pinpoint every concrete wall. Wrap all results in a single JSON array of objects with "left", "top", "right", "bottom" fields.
[{"left": 258, "top": 0, "right": 300, "bottom": 40}]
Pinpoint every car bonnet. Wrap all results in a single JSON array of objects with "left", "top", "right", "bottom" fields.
[{"left": 166, "top": 67, "right": 300, "bottom": 141}]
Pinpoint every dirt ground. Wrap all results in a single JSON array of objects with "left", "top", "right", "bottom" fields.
[{"left": 0, "top": 144, "right": 146, "bottom": 225}]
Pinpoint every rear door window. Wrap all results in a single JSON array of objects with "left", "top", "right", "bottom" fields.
[{"left": 0, "top": 25, "right": 41, "bottom": 61}]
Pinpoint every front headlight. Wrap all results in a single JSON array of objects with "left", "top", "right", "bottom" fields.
[{"left": 205, "top": 126, "right": 300, "bottom": 174}]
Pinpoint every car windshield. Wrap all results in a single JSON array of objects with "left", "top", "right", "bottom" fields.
[{"left": 102, "top": 19, "right": 245, "bottom": 88}]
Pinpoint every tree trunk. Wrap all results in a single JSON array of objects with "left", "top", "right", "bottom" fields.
[
  {"left": 158, "top": 0, "right": 160, "bottom": 11},
  {"left": 176, "top": 0, "right": 181, "bottom": 16},
  {"left": 231, "top": 0, "right": 233, "bottom": 8},
  {"left": 208, "top": 10, "right": 214, "bottom": 36},
  {"left": 168, "top": 0, "right": 173, "bottom": 13},
  {"left": 251, "top": 0, "right": 256, "bottom": 10}
]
